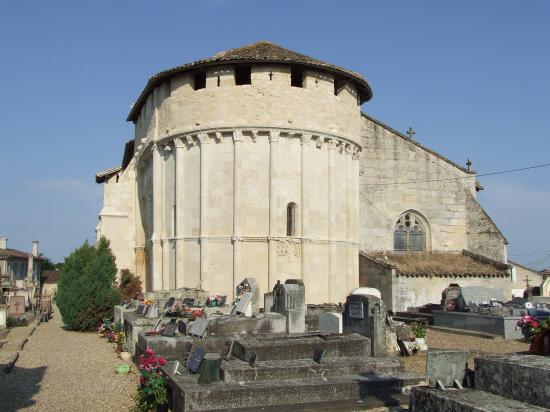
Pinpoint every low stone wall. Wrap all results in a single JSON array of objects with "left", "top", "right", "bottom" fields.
[{"left": 432, "top": 311, "right": 523, "bottom": 340}]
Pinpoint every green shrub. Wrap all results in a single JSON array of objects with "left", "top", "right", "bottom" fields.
[
  {"left": 410, "top": 322, "right": 428, "bottom": 338},
  {"left": 56, "top": 237, "right": 121, "bottom": 331},
  {"left": 6, "top": 316, "right": 17, "bottom": 328},
  {"left": 118, "top": 268, "right": 142, "bottom": 301}
]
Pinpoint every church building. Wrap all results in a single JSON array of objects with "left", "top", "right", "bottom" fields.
[{"left": 96, "top": 42, "right": 513, "bottom": 308}]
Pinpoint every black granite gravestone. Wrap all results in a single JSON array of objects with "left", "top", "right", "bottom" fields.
[
  {"left": 164, "top": 297, "right": 176, "bottom": 309},
  {"left": 136, "top": 304, "right": 146, "bottom": 315},
  {"left": 313, "top": 347, "right": 326, "bottom": 364},
  {"left": 161, "top": 324, "right": 178, "bottom": 337},
  {"left": 248, "top": 352, "right": 258, "bottom": 367},
  {"left": 188, "top": 347, "right": 206, "bottom": 374}
]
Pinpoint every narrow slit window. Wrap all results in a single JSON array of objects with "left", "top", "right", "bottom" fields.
[
  {"left": 286, "top": 203, "right": 297, "bottom": 236},
  {"left": 235, "top": 66, "right": 252, "bottom": 85},
  {"left": 194, "top": 72, "right": 206, "bottom": 90},
  {"left": 291, "top": 67, "right": 303, "bottom": 88}
]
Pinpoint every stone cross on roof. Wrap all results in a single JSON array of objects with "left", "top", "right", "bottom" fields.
[{"left": 406, "top": 127, "right": 415, "bottom": 140}]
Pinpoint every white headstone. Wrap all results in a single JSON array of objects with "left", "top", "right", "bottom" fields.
[
  {"left": 319, "top": 312, "right": 342, "bottom": 334},
  {"left": 235, "top": 292, "right": 253, "bottom": 317},
  {"left": 351, "top": 287, "right": 381, "bottom": 299},
  {"left": 190, "top": 317, "right": 209, "bottom": 337}
]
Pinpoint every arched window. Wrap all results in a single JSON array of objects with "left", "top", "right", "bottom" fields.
[
  {"left": 287, "top": 203, "right": 297, "bottom": 236},
  {"left": 394, "top": 212, "right": 426, "bottom": 252}
]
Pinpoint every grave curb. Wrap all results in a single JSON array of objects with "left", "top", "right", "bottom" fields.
[{"left": 428, "top": 325, "right": 503, "bottom": 340}]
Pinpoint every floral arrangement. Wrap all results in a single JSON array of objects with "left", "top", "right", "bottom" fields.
[
  {"left": 98, "top": 318, "right": 113, "bottom": 336},
  {"left": 114, "top": 331, "right": 126, "bottom": 352},
  {"left": 205, "top": 295, "right": 226, "bottom": 307},
  {"left": 408, "top": 341, "right": 421, "bottom": 354},
  {"left": 165, "top": 304, "right": 205, "bottom": 320},
  {"left": 517, "top": 315, "right": 540, "bottom": 341},
  {"left": 133, "top": 348, "right": 168, "bottom": 411},
  {"left": 410, "top": 322, "right": 428, "bottom": 339}
]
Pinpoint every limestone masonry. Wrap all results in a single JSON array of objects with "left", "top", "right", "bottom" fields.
[{"left": 96, "top": 41, "right": 512, "bottom": 306}]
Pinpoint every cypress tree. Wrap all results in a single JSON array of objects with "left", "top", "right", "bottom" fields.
[{"left": 56, "top": 237, "right": 120, "bottom": 331}]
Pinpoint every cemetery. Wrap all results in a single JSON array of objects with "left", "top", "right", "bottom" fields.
[{"left": 114, "top": 277, "right": 550, "bottom": 411}]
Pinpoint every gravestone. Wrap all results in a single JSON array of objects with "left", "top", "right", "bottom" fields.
[
  {"left": 177, "top": 319, "right": 188, "bottom": 335},
  {"left": 343, "top": 293, "right": 387, "bottom": 356},
  {"left": 188, "top": 347, "right": 206, "bottom": 374},
  {"left": 163, "top": 297, "right": 176, "bottom": 309},
  {"left": 8, "top": 296, "right": 25, "bottom": 317},
  {"left": 224, "top": 339, "right": 235, "bottom": 361},
  {"left": 190, "top": 317, "right": 209, "bottom": 338},
  {"left": 351, "top": 287, "right": 381, "bottom": 299},
  {"left": 198, "top": 353, "right": 222, "bottom": 384},
  {"left": 136, "top": 304, "right": 146, "bottom": 315},
  {"left": 313, "top": 347, "right": 326, "bottom": 364},
  {"left": 236, "top": 278, "right": 260, "bottom": 313},
  {"left": 182, "top": 298, "right": 195, "bottom": 307},
  {"left": 426, "top": 349, "right": 469, "bottom": 387},
  {"left": 235, "top": 292, "right": 253, "bottom": 317},
  {"left": 145, "top": 304, "right": 159, "bottom": 319},
  {"left": 161, "top": 323, "right": 178, "bottom": 337},
  {"left": 272, "top": 280, "right": 306, "bottom": 333},
  {"left": 319, "top": 312, "right": 342, "bottom": 334},
  {"left": 264, "top": 292, "right": 274, "bottom": 313},
  {"left": 441, "top": 284, "right": 461, "bottom": 311},
  {"left": 153, "top": 317, "right": 164, "bottom": 332}
]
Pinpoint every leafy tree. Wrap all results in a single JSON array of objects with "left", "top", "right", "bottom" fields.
[
  {"left": 38, "top": 253, "right": 56, "bottom": 271},
  {"left": 56, "top": 237, "right": 120, "bottom": 331},
  {"left": 118, "top": 269, "right": 143, "bottom": 300}
]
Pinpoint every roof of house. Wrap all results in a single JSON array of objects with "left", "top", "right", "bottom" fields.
[
  {"left": 127, "top": 41, "right": 373, "bottom": 122},
  {"left": 508, "top": 260, "right": 544, "bottom": 274},
  {"left": 360, "top": 250, "right": 510, "bottom": 277},
  {"left": 95, "top": 166, "right": 123, "bottom": 184},
  {"left": 41, "top": 270, "right": 60, "bottom": 284},
  {"left": 0, "top": 248, "right": 43, "bottom": 261}
]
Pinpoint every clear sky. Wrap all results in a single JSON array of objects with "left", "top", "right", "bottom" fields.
[{"left": 0, "top": 1, "right": 548, "bottom": 269}]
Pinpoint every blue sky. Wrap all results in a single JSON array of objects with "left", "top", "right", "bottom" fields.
[{"left": 0, "top": 1, "right": 548, "bottom": 268}]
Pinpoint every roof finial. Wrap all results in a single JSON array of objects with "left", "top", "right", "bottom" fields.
[
  {"left": 466, "top": 158, "right": 472, "bottom": 171},
  {"left": 406, "top": 127, "right": 415, "bottom": 140}
]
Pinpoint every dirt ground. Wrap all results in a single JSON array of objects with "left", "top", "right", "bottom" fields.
[{"left": 401, "top": 328, "right": 530, "bottom": 374}]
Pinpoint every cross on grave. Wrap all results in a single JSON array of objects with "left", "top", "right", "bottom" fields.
[{"left": 406, "top": 127, "right": 415, "bottom": 140}]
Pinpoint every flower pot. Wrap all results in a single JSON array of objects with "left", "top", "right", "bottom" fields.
[
  {"left": 115, "top": 364, "right": 131, "bottom": 374},
  {"left": 416, "top": 338, "right": 428, "bottom": 351},
  {"left": 120, "top": 351, "right": 132, "bottom": 362}
]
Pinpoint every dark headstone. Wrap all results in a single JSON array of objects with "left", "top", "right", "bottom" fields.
[
  {"left": 396, "top": 325, "right": 411, "bottom": 341},
  {"left": 164, "top": 297, "right": 176, "bottom": 309},
  {"left": 161, "top": 324, "right": 178, "bottom": 337},
  {"left": 248, "top": 352, "right": 258, "bottom": 367},
  {"left": 426, "top": 349, "right": 469, "bottom": 387},
  {"left": 188, "top": 347, "right": 206, "bottom": 374},
  {"left": 143, "top": 304, "right": 152, "bottom": 317},
  {"left": 177, "top": 319, "right": 188, "bottom": 335},
  {"left": 313, "top": 347, "right": 326, "bottom": 364},
  {"left": 136, "top": 304, "right": 146, "bottom": 315},
  {"left": 198, "top": 353, "right": 222, "bottom": 384},
  {"left": 183, "top": 298, "right": 195, "bottom": 307},
  {"left": 224, "top": 339, "right": 235, "bottom": 361},
  {"left": 348, "top": 300, "right": 364, "bottom": 319}
]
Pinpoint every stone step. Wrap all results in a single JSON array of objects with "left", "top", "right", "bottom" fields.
[
  {"left": 474, "top": 354, "right": 550, "bottom": 408},
  {"left": 167, "top": 372, "right": 427, "bottom": 411},
  {"left": 410, "top": 387, "right": 547, "bottom": 412},
  {"left": 222, "top": 357, "right": 403, "bottom": 382},
  {"left": 231, "top": 333, "right": 370, "bottom": 362}
]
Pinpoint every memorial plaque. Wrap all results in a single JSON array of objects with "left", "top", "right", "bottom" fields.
[
  {"left": 153, "top": 317, "right": 163, "bottom": 332},
  {"left": 188, "top": 347, "right": 206, "bottom": 374},
  {"left": 163, "top": 297, "right": 176, "bottom": 309},
  {"left": 165, "top": 360, "right": 181, "bottom": 376},
  {"left": 177, "top": 320, "right": 187, "bottom": 334},
  {"left": 161, "top": 324, "right": 178, "bottom": 337},
  {"left": 248, "top": 352, "right": 258, "bottom": 367},
  {"left": 183, "top": 298, "right": 195, "bottom": 307},
  {"left": 145, "top": 304, "right": 159, "bottom": 319},
  {"left": 235, "top": 292, "right": 253, "bottom": 316},
  {"left": 313, "top": 347, "right": 326, "bottom": 364},
  {"left": 136, "top": 304, "right": 146, "bottom": 315},
  {"left": 427, "top": 349, "right": 469, "bottom": 387},
  {"left": 190, "top": 317, "right": 209, "bottom": 337},
  {"left": 348, "top": 300, "right": 364, "bottom": 319}
]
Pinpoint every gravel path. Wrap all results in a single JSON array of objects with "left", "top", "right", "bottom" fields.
[
  {"left": 0, "top": 306, "right": 138, "bottom": 411},
  {"left": 402, "top": 329, "right": 530, "bottom": 374}
]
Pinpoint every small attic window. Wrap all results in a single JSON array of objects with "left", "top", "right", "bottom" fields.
[
  {"left": 291, "top": 67, "right": 303, "bottom": 88},
  {"left": 194, "top": 72, "right": 206, "bottom": 90},
  {"left": 235, "top": 66, "right": 251, "bottom": 85}
]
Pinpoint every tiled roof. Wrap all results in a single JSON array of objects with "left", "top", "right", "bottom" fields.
[
  {"left": 0, "top": 248, "right": 42, "bottom": 261},
  {"left": 41, "top": 270, "right": 60, "bottom": 284},
  {"left": 127, "top": 41, "right": 373, "bottom": 122},
  {"left": 95, "top": 166, "right": 123, "bottom": 184}
]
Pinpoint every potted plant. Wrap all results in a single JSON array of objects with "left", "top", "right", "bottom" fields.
[
  {"left": 410, "top": 322, "right": 428, "bottom": 350},
  {"left": 133, "top": 348, "right": 168, "bottom": 412},
  {"left": 115, "top": 331, "right": 126, "bottom": 356},
  {"left": 527, "top": 317, "right": 550, "bottom": 355}
]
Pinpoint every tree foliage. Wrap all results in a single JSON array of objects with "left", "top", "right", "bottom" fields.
[
  {"left": 118, "top": 268, "right": 143, "bottom": 300},
  {"left": 56, "top": 237, "right": 120, "bottom": 331}
]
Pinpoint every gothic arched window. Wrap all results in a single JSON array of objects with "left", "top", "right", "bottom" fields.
[
  {"left": 394, "top": 212, "right": 426, "bottom": 252},
  {"left": 287, "top": 203, "right": 297, "bottom": 236}
]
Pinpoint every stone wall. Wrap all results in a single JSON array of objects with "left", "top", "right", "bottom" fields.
[{"left": 465, "top": 191, "right": 507, "bottom": 262}]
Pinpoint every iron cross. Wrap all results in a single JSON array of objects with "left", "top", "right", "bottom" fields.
[{"left": 406, "top": 127, "right": 415, "bottom": 140}]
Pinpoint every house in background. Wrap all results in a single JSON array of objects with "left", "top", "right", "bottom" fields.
[
  {"left": 508, "top": 260, "right": 546, "bottom": 298},
  {"left": 0, "top": 237, "right": 42, "bottom": 312},
  {"left": 40, "top": 270, "right": 60, "bottom": 297}
]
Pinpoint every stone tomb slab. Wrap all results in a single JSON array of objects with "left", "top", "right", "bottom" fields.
[
  {"left": 235, "top": 292, "right": 253, "bottom": 317},
  {"left": 426, "top": 349, "right": 469, "bottom": 387},
  {"left": 318, "top": 312, "right": 342, "bottom": 334},
  {"left": 475, "top": 353, "right": 550, "bottom": 408},
  {"left": 189, "top": 317, "right": 209, "bottom": 338},
  {"left": 231, "top": 333, "right": 371, "bottom": 362}
]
